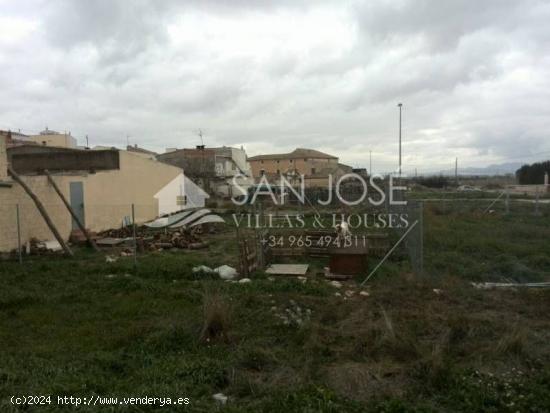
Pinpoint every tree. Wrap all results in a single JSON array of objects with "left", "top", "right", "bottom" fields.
[{"left": 515, "top": 160, "right": 550, "bottom": 184}]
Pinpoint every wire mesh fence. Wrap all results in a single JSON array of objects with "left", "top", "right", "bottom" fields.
[{"left": 1, "top": 188, "right": 548, "bottom": 277}]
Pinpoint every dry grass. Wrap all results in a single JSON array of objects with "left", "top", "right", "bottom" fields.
[
  {"left": 200, "top": 290, "right": 233, "bottom": 343},
  {"left": 367, "top": 307, "right": 422, "bottom": 362},
  {"left": 324, "top": 361, "right": 405, "bottom": 402},
  {"left": 496, "top": 325, "right": 528, "bottom": 356}
]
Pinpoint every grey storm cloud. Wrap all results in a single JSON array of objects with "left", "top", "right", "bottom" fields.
[{"left": 1, "top": 0, "right": 550, "bottom": 173}]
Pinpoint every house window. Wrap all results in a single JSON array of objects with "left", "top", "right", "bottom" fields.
[
  {"left": 277, "top": 160, "right": 280, "bottom": 163},
  {"left": 260, "top": 169, "right": 265, "bottom": 176},
  {"left": 276, "top": 169, "right": 280, "bottom": 174},
  {"left": 260, "top": 160, "right": 264, "bottom": 164},
  {"left": 290, "top": 159, "right": 293, "bottom": 163},
  {"left": 311, "top": 168, "right": 316, "bottom": 175},
  {"left": 176, "top": 195, "right": 187, "bottom": 206}
]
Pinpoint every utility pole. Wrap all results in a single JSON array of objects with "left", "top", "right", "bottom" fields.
[
  {"left": 85, "top": 134, "right": 89, "bottom": 148},
  {"left": 398, "top": 103, "right": 403, "bottom": 177},
  {"left": 455, "top": 158, "right": 458, "bottom": 186}
]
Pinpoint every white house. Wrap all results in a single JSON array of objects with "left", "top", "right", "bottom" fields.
[
  {"left": 154, "top": 173, "right": 210, "bottom": 215},
  {"left": 213, "top": 146, "right": 254, "bottom": 197}
]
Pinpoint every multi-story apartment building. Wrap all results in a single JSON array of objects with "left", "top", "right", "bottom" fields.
[{"left": 248, "top": 148, "right": 351, "bottom": 187}]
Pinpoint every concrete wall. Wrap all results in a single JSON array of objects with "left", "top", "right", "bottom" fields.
[
  {"left": 507, "top": 184, "right": 550, "bottom": 195},
  {"left": 156, "top": 148, "right": 216, "bottom": 179},
  {"left": 0, "top": 151, "right": 182, "bottom": 252},
  {"left": 0, "top": 175, "right": 71, "bottom": 252},
  {"left": 81, "top": 151, "right": 182, "bottom": 229},
  {"left": 230, "top": 147, "right": 250, "bottom": 174},
  {"left": 11, "top": 149, "right": 120, "bottom": 173},
  {"left": 28, "top": 133, "right": 77, "bottom": 148}
]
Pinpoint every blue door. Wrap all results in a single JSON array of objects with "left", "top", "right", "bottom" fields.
[{"left": 69, "top": 182, "right": 85, "bottom": 230}]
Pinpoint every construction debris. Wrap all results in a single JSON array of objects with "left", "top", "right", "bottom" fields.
[
  {"left": 472, "top": 282, "right": 550, "bottom": 289},
  {"left": 329, "top": 280, "right": 343, "bottom": 289},
  {"left": 212, "top": 393, "right": 228, "bottom": 405},
  {"left": 145, "top": 208, "right": 225, "bottom": 229},
  {"left": 216, "top": 265, "right": 238, "bottom": 280},
  {"left": 26, "top": 238, "right": 63, "bottom": 255},
  {"left": 193, "top": 265, "right": 238, "bottom": 280},
  {"left": 272, "top": 300, "right": 312, "bottom": 326},
  {"left": 96, "top": 225, "right": 207, "bottom": 252},
  {"left": 193, "top": 265, "right": 214, "bottom": 274},
  {"left": 265, "top": 263, "right": 309, "bottom": 276}
]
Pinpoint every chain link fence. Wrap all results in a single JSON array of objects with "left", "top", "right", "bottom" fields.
[{"left": 384, "top": 185, "right": 424, "bottom": 275}]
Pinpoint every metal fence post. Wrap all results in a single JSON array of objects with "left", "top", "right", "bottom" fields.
[
  {"left": 419, "top": 201, "right": 424, "bottom": 275},
  {"left": 505, "top": 189, "right": 510, "bottom": 215},
  {"left": 16, "top": 203, "right": 22, "bottom": 264},
  {"left": 132, "top": 203, "right": 137, "bottom": 270},
  {"left": 534, "top": 188, "right": 541, "bottom": 216}
]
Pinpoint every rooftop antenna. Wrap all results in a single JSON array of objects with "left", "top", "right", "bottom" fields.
[
  {"left": 197, "top": 128, "right": 204, "bottom": 147},
  {"left": 196, "top": 129, "right": 206, "bottom": 183}
]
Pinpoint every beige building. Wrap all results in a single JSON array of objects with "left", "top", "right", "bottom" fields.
[
  {"left": 157, "top": 145, "right": 254, "bottom": 197},
  {"left": 0, "top": 142, "right": 183, "bottom": 252},
  {"left": 28, "top": 128, "right": 77, "bottom": 148},
  {"left": 0, "top": 134, "right": 7, "bottom": 181},
  {"left": 248, "top": 148, "right": 350, "bottom": 187}
]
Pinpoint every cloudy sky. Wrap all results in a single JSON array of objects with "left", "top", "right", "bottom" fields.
[{"left": 1, "top": 0, "right": 549, "bottom": 173}]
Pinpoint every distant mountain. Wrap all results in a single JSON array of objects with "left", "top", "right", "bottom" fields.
[{"left": 431, "top": 162, "right": 524, "bottom": 176}]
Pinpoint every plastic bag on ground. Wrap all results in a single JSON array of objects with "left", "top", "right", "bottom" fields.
[{"left": 215, "top": 265, "right": 238, "bottom": 280}]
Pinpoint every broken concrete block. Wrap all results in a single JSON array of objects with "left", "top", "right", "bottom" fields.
[
  {"left": 329, "top": 280, "right": 342, "bottom": 288},
  {"left": 212, "top": 393, "right": 228, "bottom": 405},
  {"left": 215, "top": 265, "right": 238, "bottom": 280}
]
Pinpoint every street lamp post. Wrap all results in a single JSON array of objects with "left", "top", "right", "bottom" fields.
[{"left": 398, "top": 103, "right": 403, "bottom": 177}]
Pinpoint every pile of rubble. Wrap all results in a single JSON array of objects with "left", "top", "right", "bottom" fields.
[
  {"left": 24, "top": 238, "right": 63, "bottom": 255},
  {"left": 96, "top": 226, "right": 208, "bottom": 252}
]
